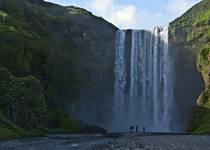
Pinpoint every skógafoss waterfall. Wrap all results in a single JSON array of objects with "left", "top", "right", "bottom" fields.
[{"left": 113, "top": 27, "right": 174, "bottom": 132}]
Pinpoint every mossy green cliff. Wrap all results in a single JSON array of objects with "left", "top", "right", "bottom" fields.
[
  {"left": 170, "top": 0, "right": 210, "bottom": 133},
  {"left": 0, "top": 66, "right": 48, "bottom": 129},
  {"left": 0, "top": 0, "right": 116, "bottom": 138},
  {"left": 0, "top": 66, "right": 81, "bottom": 138},
  {"left": 0, "top": 66, "right": 47, "bottom": 138}
]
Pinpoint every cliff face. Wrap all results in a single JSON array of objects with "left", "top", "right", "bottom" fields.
[
  {"left": 0, "top": 67, "right": 48, "bottom": 129},
  {"left": 0, "top": 0, "right": 117, "bottom": 137},
  {"left": 169, "top": 0, "right": 210, "bottom": 133}
]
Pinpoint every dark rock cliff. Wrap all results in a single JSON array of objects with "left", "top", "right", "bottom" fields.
[
  {"left": 0, "top": 0, "right": 117, "bottom": 137},
  {"left": 169, "top": 0, "right": 210, "bottom": 133}
]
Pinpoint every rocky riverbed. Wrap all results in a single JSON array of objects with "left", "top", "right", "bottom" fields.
[{"left": 0, "top": 134, "right": 210, "bottom": 150}]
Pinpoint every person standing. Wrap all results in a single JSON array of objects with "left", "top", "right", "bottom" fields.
[
  {"left": 143, "top": 127, "right": 146, "bottom": 133},
  {"left": 130, "top": 126, "right": 134, "bottom": 133}
]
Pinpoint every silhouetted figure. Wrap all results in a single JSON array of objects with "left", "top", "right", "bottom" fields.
[
  {"left": 130, "top": 126, "right": 134, "bottom": 133},
  {"left": 83, "top": 32, "right": 86, "bottom": 37},
  {"left": 143, "top": 127, "right": 146, "bottom": 133},
  {"left": 136, "top": 126, "right": 138, "bottom": 132}
]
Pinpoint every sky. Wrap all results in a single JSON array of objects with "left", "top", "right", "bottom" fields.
[{"left": 44, "top": 0, "right": 201, "bottom": 29}]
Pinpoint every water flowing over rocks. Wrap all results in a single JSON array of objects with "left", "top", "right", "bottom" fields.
[{"left": 112, "top": 27, "right": 174, "bottom": 132}]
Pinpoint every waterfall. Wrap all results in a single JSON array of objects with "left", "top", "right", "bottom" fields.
[
  {"left": 113, "top": 30, "right": 126, "bottom": 127},
  {"left": 112, "top": 26, "right": 173, "bottom": 132}
]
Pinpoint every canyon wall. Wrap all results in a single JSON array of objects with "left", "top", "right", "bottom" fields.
[{"left": 169, "top": 0, "right": 210, "bottom": 133}]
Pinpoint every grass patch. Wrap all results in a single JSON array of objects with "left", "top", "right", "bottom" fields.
[
  {"left": 47, "top": 109, "right": 80, "bottom": 134},
  {"left": 0, "top": 109, "right": 28, "bottom": 139},
  {"left": 194, "top": 111, "right": 210, "bottom": 134}
]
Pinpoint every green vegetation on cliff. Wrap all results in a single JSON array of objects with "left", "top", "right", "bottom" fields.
[
  {"left": 0, "top": 67, "right": 48, "bottom": 129},
  {"left": 170, "top": 0, "right": 210, "bottom": 133},
  {"left": 0, "top": 66, "right": 80, "bottom": 138},
  {"left": 0, "top": 109, "right": 28, "bottom": 139},
  {"left": 0, "top": 0, "right": 116, "bottom": 138},
  {"left": 0, "top": 66, "right": 46, "bottom": 138}
]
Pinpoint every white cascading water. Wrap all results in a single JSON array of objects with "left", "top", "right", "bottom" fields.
[
  {"left": 112, "top": 26, "right": 173, "bottom": 132},
  {"left": 113, "top": 30, "right": 126, "bottom": 128}
]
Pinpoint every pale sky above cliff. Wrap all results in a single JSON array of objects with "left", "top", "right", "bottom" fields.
[{"left": 44, "top": 0, "right": 201, "bottom": 29}]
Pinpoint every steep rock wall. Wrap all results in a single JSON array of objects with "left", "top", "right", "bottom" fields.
[
  {"left": 169, "top": 0, "right": 210, "bottom": 133},
  {"left": 0, "top": 0, "right": 117, "bottom": 136}
]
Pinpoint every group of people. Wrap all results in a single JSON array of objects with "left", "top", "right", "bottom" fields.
[{"left": 130, "top": 126, "right": 146, "bottom": 133}]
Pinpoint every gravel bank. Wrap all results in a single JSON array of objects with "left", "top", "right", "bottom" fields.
[{"left": 0, "top": 134, "right": 209, "bottom": 150}]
